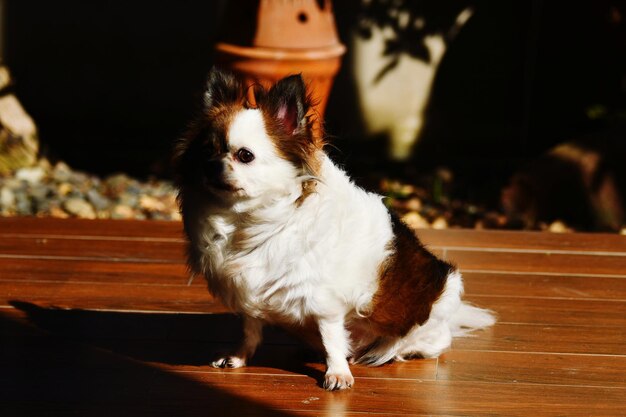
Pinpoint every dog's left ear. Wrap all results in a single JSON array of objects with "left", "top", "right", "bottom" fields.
[
  {"left": 267, "top": 74, "right": 310, "bottom": 135},
  {"left": 204, "top": 67, "right": 242, "bottom": 109}
]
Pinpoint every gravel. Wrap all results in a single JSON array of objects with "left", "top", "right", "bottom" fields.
[
  {"left": 0, "top": 158, "right": 180, "bottom": 220},
  {"left": 1, "top": 158, "right": 624, "bottom": 234}
]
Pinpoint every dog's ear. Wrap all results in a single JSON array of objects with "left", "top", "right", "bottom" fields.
[
  {"left": 204, "top": 67, "right": 242, "bottom": 109},
  {"left": 267, "top": 74, "right": 310, "bottom": 135}
]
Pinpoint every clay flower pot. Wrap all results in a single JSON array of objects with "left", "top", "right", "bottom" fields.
[{"left": 215, "top": 0, "right": 345, "bottom": 126}]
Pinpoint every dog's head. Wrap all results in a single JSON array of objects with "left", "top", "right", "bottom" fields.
[{"left": 175, "top": 68, "right": 323, "bottom": 206}]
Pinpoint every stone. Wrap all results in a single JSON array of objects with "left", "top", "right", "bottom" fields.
[
  {"left": 15, "top": 192, "right": 33, "bottom": 215},
  {"left": 15, "top": 166, "right": 45, "bottom": 184},
  {"left": 52, "top": 162, "right": 73, "bottom": 182},
  {"left": 405, "top": 197, "right": 422, "bottom": 212},
  {"left": 29, "top": 184, "right": 51, "bottom": 203},
  {"left": 432, "top": 216, "right": 448, "bottom": 230},
  {"left": 57, "top": 182, "right": 74, "bottom": 196},
  {"left": 118, "top": 192, "right": 138, "bottom": 208},
  {"left": 548, "top": 220, "right": 572, "bottom": 233},
  {"left": 71, "top": 174, "right": 91, "bottom": 191},
  {"left": 133, "top": 211, "right": 147, "bottom": 220},
  {"left": 111, "top": 204, "right": 135, "bottom": 219},
  {"left": 402, "top": 211, "right": 430, "bottom": 229},
  {"left": 0, "top": 186, "right": 15, "bottom": 209},
  {"left": 63, "top": 198, "right": 96, "bottom": 219},
  {"left": 104, "top": 173, "right": 132, "bottom": 196},
  {"left": 139, "top": 195, "right": 165, "bottom": 212},
  {"left": 87, "top": 189, "right": 111, "bottom": 211},
  {"left": 49, "top": 206, "right": 70, "bottom": 219}
]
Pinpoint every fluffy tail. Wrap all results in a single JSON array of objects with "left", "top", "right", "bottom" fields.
[
  {"left": 449, "top": 302, "right": 496, "bottom": 337},
  {"left": 354, "top": 269, "right": 495, "bottom": 366}
]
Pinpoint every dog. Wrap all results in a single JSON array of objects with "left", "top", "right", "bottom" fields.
[{"left": 174, "top": 68, "right": 495, "bottom": 390}]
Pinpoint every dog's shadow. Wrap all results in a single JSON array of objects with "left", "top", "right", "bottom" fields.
[{"left": 10, "top": 301, "right": 325, "bottom": 384}]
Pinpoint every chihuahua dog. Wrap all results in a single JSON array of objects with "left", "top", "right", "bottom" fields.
[{"left": 175, "top": 68, "right": 495, "bottom": 390}]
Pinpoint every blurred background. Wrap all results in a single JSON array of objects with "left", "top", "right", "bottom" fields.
[{"left": 1, "top": 0, "right": 625, "bottom": 232}]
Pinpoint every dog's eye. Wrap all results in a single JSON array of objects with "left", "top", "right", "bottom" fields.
[{"left": 235, "top": 148, "right": 255, "bottom": 164}]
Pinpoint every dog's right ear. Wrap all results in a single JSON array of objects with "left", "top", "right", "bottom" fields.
[{"left": 204, "top": 67, "right": 242, "bottom": 109}]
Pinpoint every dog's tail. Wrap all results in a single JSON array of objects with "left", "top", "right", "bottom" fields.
[
  {"left": 449, "top": 301, "right": 496, "bottom": 337},
  {"left": 354, "top": 269, "right": 495, "bottom": 366}
]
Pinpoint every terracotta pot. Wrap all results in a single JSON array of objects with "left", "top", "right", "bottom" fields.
[{"left": 214, "top": 0, "right": 345, "bottom": 125}]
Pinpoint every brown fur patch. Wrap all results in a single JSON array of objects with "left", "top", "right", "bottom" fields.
[
  {"left": 367, "top": 213, "right": 452, "bottom": 337},
  {"left": 259, "top": 104, "right": 323, "bottom": 179},
  {"left": 174, "top": 70, "right": 324, "bottom": 206},
  {"left": 296, "top": 179, "right": 318, "bottom": 206},
  {"left": 253, "top": 75, "right": 325, "bottom": 204}
]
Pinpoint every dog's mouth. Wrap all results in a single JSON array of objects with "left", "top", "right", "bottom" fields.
[
  {"left": 205, "top": 178, "right": 244, "bottom": 195},
  {"left": 212, "top": 181, "right": 235, "bottom": 191}
]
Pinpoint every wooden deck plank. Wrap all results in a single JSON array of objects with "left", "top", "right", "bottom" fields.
[
  {"left": 103, "top": 372, "right": 626, "bottom": 416},
  {"left": 2, "top": 217, "right": 626, "bottom": 417},
  {"left": 4, "top": 280, "right": 626, "bottom": 326},
  {"left": 0, "top": 311, "right": 436, "bottom": 381},
  {"left": 438, "top": 350, "right": 626, "bottom": 387},
  {"left": 2, "top": 308, "right": 624, "bottom": 417},
  {"left": 419, "top": 228, "right": 626, "bottom": 253},
  {"left": 0, "top": 281, "right": 220, "bottom": 312},
  {"left": 4, "top": 217, "right": 626, "bottom": 254},
  {"left": 449, "top": 249, "right": 626, "bottom": 276},
  {"left": 453, "top": 323, "right": 626, "bottom": 356},
  {"left": 2, "top": 368, "right": 625, "bottom": 417},
  {"left": 0, "top": 217, "right": 183, "bottom": 239},
  {"left": 4, "top": 261, "right": 624, "bottom": 301},
  {"left": 0, "top": 258, "right": 192, "bottom": 285},
  {"left": 462, "top": 271, "right": 626, "bottom": 300},
  {"left": 6, "top": 305, "right": 623, "bottom": 357},
  {"left": 466, "top": 295, "right": 626, "bottom": 326},
  {"left": 0, "top": 235, "right": 185, "bottom": 262}
]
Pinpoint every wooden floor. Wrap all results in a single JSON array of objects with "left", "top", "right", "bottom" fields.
[{"left": 1, "top": 217, "right": 625, "bottom": 416}]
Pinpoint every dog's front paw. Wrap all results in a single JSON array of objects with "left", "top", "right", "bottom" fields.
[
  {"left": 323, "top": 371, "right": 354, "bottom": 391},
  {"left": 211, "top": 356, "right": 247, "bottom": 369}
]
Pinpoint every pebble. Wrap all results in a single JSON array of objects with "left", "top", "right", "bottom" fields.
[
  {"left": 139, "top": 195, "right": 165, "bottom": 212},
  {"left": 0, "top": 158, "right": 182, "bottom": 220},
  {"left": 0, "top": 186, "right": 15, "bottom": 208},
  {"left": 87, "top": 189, "right": 111, "bottom": 211},
  {"left": 104, "top": 173, "right": 132, "bottom": 196},
  {"left": 29, "top": 184, "right": 50, "bottom": 203},
  {"left": 52, "top": 162, "right": 73, "bottom": 182},
  {"left": 15, "top": 192, "right": 33, "bottom": 215},
  {"left": 58, "top": 182, "right": 74, "bottom": 196},
  {"left": 119, "top": 192, "right": 138, "bottom": 208},
  {"left": 49, "top": 206, "right": 70, "bottom": 219},
  {"left": 432, "top": 216, "right": 448, "bottom": 230},
  {"left": 402, "top": 211, "right": 430, "bottom": 229},
  {"left": 63, "top": 198, "right": 96, "bottom": 219},
  {"left": 405, "top": 197, "right": 422, "bottom": 212},
  {"left": 111, "top": 204, "right": 136, "bottom": 219},
  {"left": 15, "top": 166, "right": 45, "bottom": 184},
  {"left": 49, "top": 205, "right": 70, "bottom": 218},
  {"left": 548, "top": 220, "right": 572, "bottom": 233}
]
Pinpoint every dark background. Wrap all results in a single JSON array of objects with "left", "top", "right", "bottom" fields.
[{"left": 5, "top": 0, "right": 626, "bottom": 204}]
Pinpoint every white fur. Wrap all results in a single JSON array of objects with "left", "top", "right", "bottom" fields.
[
  {"left": 223, "top": 109, "right": 301, "bottom": 206},
  {"left": 182, "top": 108, "right": 494, "bottom": 390}
]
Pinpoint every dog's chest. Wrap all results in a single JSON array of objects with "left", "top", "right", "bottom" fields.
[{"left": 197, "top": 214, "right": 314, "bottom": 321}]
